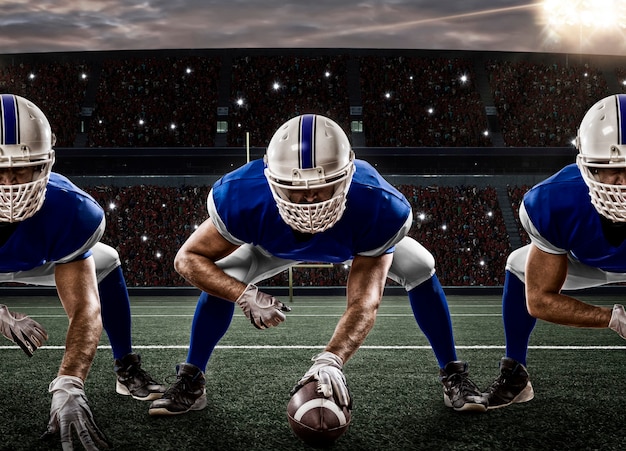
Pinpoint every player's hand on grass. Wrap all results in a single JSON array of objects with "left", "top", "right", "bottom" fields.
[
  {"left": 42, "top": 376, "right": 109, "bottom": 451},
  {"left": 0, "top": 304, "right": 48, "bottom": 357},
  {"left": 293, "top": 351, "right": 351, "bottom": 408},
  {"left": 609, "top": 304, "right": 626, "bottom": 339},
  {"left": 236, "top": 283, "right": 291, "bottom": 329}
]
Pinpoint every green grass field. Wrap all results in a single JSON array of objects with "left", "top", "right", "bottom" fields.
[{"left": 0, "top": 293, "right": 624, "bottom": 451}]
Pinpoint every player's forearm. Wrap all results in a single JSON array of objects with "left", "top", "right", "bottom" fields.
[
  {"left": 325, "top": 301, "right": 379, "bottom": 363},
  {"left": 58, "top": 307, "right": 102, "bottom": 380},
  {"left": 526, "top": 291, "right": 611, "bottom": 328},
  {"left": 325, "top": 254, "right": 392, "bottom": 362},
  {"left": 175, "top": 250, "right": 246, "bottom": 301}
]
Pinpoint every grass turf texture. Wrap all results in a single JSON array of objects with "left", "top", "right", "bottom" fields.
[{"left": 0, "top": 294, "right": 624, "bottom": 450}]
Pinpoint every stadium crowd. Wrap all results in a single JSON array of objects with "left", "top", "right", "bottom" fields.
[
  {"left": 359, "top": 56, "right": 491, "bottom": 147},
  {"left": 228, "top": 55, "right": 351, "bottom": 147},
  {"left": 1, "top": 52, "right": 624, "bottom": 149},
  {"left": 488, "top": 60, "right": 609, "bottom": 147}
]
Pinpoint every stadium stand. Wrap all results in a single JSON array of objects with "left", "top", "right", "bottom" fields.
[
  {"left": 359, "top": 56, "right": 492, "bottom": 147},
  {"left": 228, "top": 54, "right": 351, "bottom": 147}
]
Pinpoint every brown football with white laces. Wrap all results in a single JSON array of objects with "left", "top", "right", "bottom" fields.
[{"left": 287, "top": 380, "right": 351, "bottom": 447}]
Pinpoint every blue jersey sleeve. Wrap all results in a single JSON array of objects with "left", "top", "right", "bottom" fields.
[{"left": 523, "top": 164, "right": 597, "bottom": 251}]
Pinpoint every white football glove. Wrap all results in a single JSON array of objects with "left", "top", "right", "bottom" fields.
[
  {"left": 41, "top": 376, "right": 109, "bottom": 450},
  {"left": 235, "top": 284, "right": 291, "bottom": 329},
  {"left": 608, "top": 304, "right": 626, "bottom": 339},
  {"left": 292, "top": 351, "right": 351, "bottom": 408},
  {"left": 0, "top": 304, "right": 48, "bottom": 357}
]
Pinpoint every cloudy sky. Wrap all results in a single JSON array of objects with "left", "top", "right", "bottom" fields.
[{"left": 1, "top": 1, "right": 625, "bottom": 56}]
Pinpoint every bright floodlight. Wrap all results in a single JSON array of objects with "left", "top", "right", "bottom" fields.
[{"left": 543, "top": 0, "right": 625, "bottom": 29}]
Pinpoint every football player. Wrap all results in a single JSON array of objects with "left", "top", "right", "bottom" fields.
[
  {"left": 149, "top": 114, "right": 488, "bottom": 418},
  {"left": 485, "top": 93, "right": 626, "bottom": 409},
  {"left": 0, "top": 94, "right": 165, "bottom": 450}
]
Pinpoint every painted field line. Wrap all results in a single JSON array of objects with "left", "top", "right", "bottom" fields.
[{"left": 2, "top": 345, "right": 625, "bottom": 351}]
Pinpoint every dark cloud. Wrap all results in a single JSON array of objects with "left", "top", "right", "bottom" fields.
[{"left": 0, "top": 1, "right": 623, "bottom": 55}]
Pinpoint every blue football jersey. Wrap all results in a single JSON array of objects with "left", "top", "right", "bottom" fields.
[
  {"left": 0, "top": 172, "right": 105, "bottom": 272},
  {"left": 523, "top": 163, "right": 626, "bottom": 272},
  {"left": 210, "top": 159, "right": 412, "bottom": 262}
]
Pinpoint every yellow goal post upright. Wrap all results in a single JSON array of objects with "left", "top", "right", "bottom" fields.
[{"left": 288, "top": 263, "right": 334, "bottom": 302}]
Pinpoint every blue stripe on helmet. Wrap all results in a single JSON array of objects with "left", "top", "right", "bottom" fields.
[
  {"left": 618, "top": 94, "right": 626, "bottom": 145},
  {"left": 1, "top": 94, "right": 18, "bottom": 145},
  {"left": 300, "top": 114, "right": 315, "bottom": 169}
]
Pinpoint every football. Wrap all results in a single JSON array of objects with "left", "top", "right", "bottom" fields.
[{"left": 287, "top": 381, "right": 351, "bottom": 447}]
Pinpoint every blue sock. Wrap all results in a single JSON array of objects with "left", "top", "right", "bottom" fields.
[
  {"left": 99, "top": 266, "right": 132, "bottom": 360},
  {"left": 186, "top": 291, "right": 235, "bottom": 372},
  {"left": 408, "top": 275, "right": 457, "bottom": 368},
  {"left": 502, "top": 270, "right": 537, "bottom": 366}
]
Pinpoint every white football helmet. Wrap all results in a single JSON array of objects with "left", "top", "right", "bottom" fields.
[
  {"left": 0, "top": 94, "right": 55, "bottom": 222},
  {"left": 264, "top": 114, "right": 355, "bottom": 234},
  {"left": 576, "top": 94, "right": 626, "bottom": 222}
]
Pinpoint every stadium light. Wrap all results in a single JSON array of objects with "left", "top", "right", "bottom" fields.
[
  {"left": 541, "top": 0, "right": 626, "bottom": 52},
  {"left": 543, "top": 0, "right": 624, "bottom": 29}
]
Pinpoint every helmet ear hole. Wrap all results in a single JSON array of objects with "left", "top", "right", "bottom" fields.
[{"left": 264, "top": 114, "right": 354, "bottom": 233}]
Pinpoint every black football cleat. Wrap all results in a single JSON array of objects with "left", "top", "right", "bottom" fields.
[
  {"left": 114, "top": 353, "right": 166, "bottom": 401},
  {"left": 439, "top": 360, "right": 488, "bottom": 412},
  {"left": 484, "top": 357, "right": 534, "bottom": 409},
  {"left": 149, "top": 363, "right": 207, "bottom": 416}
]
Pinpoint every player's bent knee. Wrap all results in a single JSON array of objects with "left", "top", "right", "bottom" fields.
[
  {"left": 92, "top": 242, "right": 122, "bottom": 281},
  {"left": 388, "top": 237, "right": 436, "bottom": 290},
  {"left": 505, "top": 245, "right": 530, "bottom": 282}
]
